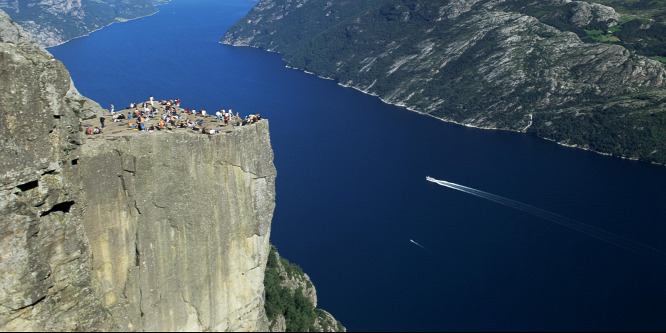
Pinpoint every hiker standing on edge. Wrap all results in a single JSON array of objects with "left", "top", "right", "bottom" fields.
[{"left": 110, "top": 103, "right": 114, "bottom": 114}]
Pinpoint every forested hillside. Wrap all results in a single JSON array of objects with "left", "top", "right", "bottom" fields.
[
  {"left": 223, "top": 0, "right": 666, "bottom": 164},
  {"left": 516, "top": 0, "right": 666, "bottom": 62}
]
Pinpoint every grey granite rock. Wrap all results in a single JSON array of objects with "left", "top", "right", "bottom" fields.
[{"left": 1, "top": 9, "right": 278, "bottom": 331}]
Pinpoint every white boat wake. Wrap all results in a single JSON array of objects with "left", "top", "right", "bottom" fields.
[
  {"left": 410, "top": 239, "right": 428, "bottom": 251},
  {"left": 426, "top": 176, "right": 666, "bottom": 265}
]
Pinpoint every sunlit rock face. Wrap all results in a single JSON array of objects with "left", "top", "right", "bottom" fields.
[
  {"left": 0, "top": 8, "right": 111, "bottom": 331},
  {"left": 79, "top": 123, "right": 276, "bottom": 332},
  {"left": 1, "top": 8, "right": 276, "bottom": 331}
]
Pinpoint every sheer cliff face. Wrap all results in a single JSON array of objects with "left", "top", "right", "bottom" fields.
[
  {"left": 0, "top": 0, "right": 168, "bottom": 47},
  {"left": 0, "top": 9, "right": 276, "bottom": 331},
  {"left": 80, "top": 125, "right": 276, "bottom": 331},
  {"left": 222, "top": 0, "right": 666, "bottom": 164}
]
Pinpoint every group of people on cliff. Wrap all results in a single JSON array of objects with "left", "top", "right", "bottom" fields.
[{"left": 86, "top": 96, "right": 262, "bottom": 136}]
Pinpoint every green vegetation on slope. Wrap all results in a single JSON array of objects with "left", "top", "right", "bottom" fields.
[
  {"left": 264, "top": 245, "right": 344, "bottom": 332},
  {"left": 589, "top": 0, "right": 666, "bottom": 22},
  {"left": 506, "top": 0, "right": 666, "bottom": 58},
  {"left": 223, "top": 0, "right": 666, "bottom": 165},
  {"left": 530, "top": 91, "right": 666, "bottom": 161}
]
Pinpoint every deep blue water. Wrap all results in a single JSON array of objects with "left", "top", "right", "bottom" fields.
[{"left": 48, "top": 0, "right": 666, "bottom": 331}]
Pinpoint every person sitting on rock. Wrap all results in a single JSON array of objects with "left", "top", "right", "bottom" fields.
[{"left": 136, "top": 116, "right": 145, "bottom": 130}]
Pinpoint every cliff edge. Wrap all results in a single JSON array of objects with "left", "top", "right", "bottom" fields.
[
  {"left": 0, "top": 8, "right": 277, "bottom": 331},
  {"left": 79, "top": 123, "right": 276, "bottom": 331}
]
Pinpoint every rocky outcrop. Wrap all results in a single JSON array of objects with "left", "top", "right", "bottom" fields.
[
  {"left": 222, "top": 0, "right": 666, "bottom": 165},
  {"left": 0, "top": 9, "right": 112, "bottom": 331},
  {"left": 0, "top": 0, "right": 170, "bottom": 48},
  {"left": 0, "top": 9, "right": 278, "bottom": 331},
  {"left": 78, "top": 124, "right": 276, "bottom": 332},
  {"left": 264, "top": 246, "right": 344, "bottom": 332},
  {"left": 565, "top": 1, "right": 619, "bottom": 27}
]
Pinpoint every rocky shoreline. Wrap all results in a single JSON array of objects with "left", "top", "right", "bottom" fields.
[
  {"left": 283, "top": 51, "right": 666, "bottom": 167},
  {"left": 0, "top": 0, "right": 171, "bottom": 48},
  {"left": 221, "top": 0, "right": 666, "bottom": 166}
]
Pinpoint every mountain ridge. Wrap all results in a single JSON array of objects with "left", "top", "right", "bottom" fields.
[
  {"left": 222, "top": 0, "right": 666, "bottom": 165},
  {"left": 0, "top": 0, "right": 171, "bottom": 47}
]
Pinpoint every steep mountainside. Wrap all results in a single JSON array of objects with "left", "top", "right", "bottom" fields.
[
  {"left": 264, "top": 245, "right": 345, "bottom": 332},
  {"left": 0, "top": 0, "right": 170, "bottom": 47},
  {"left": 0, "top": 7, "right": 268, "bottom": 330},
  {"left": 1, "top": 8, "right": 116, "bottom": 330},
  {"left": 222, "top": 0, "right": 666, "bottom": 164},
  {"left": 0, "top": 9, "right": 340, "bottom": 331}
]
